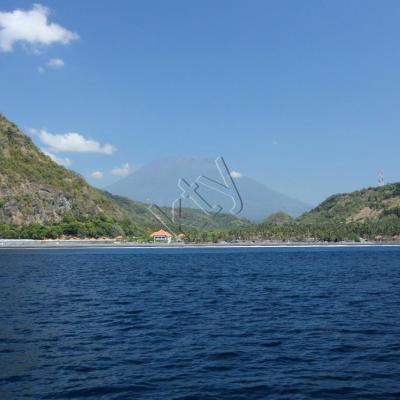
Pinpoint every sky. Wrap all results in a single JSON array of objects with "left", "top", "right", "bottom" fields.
[{"left": 1, "top": 0, "right": 400, "bottom": 205}]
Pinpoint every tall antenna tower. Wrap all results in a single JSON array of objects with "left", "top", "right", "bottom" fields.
[{"left": 378, "top": 170, "right": 385, "bottom": 187}]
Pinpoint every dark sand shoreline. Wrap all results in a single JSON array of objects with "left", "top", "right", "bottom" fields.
[{"left": 1, "top": 239, "right": 400, "bottom": 249}]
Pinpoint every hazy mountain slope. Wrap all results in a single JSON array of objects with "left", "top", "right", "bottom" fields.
[
  {"left": 105, "top": 192, "right": 251, "bottom": 231},
  {"left": 107, "top": 156, "right": 311, "bottom": 221},
  {"left": 298, "top": 183, "right": 400, "bottom": 224}
]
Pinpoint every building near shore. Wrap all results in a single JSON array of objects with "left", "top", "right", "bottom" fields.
[{"left": 151, "top": 229, "right": 173, "bottom": 243}]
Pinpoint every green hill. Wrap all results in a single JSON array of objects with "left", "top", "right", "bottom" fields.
[
  {"left": 0, "top": 114, "right": 127, "bottom": 224},
  {"left": 263, "top": 212, "right": 293, "bottom": 225},
  {"left": 248, "top": 184, "right": 400, "bottom": 242},
  {"left": 0, "top": 114, "right": 249, "bottom": 239},
  {"left": 299, "top": 183, "right": 400, "bottom": 225},
  {"left": 197, "top": 185, "right": 400, "bottom": 243}
]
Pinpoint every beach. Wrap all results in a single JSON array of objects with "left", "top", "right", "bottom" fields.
[{"left": 1, "top": 238, "right": 399, "bottom": 249}]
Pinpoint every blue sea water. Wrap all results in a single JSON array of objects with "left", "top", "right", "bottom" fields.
[{"left": 0, "top": 246, "right": 400, "bottom": 400}]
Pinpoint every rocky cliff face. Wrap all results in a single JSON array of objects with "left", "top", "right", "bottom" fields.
[{"left": 0, "top": 114, "right": 124, "bottom": 225}]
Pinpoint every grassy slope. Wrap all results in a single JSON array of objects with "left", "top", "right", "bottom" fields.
[
  {"left": 298, "top": 183, "right": 400, "bottom": 224},
  {"left": 0, "top": 113, "right": 127, "bottom": 225}
]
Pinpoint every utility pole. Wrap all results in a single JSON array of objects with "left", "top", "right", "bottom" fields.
[{"left": 378, "top": 170, "right": 385, "bottom": 187}]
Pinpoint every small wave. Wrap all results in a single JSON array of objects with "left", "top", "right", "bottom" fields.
[
  {"left": 208, "top": 351, "right": 242, "bottom": 360},
  {"left": 44, "top": 384, "right": 154, "bottom": 399}
]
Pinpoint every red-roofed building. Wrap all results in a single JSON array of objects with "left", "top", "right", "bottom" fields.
[{"left": 151, "top": 229, "right": 173, "bottom": 243}]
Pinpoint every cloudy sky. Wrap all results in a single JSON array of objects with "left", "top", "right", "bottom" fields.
[{"left": 1, "top": 1, "right": 400, "bottom": 204}]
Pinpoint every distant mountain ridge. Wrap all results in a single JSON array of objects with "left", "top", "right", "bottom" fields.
[{"left": 107, "top": 156, "right": 311, "bottom": 221}]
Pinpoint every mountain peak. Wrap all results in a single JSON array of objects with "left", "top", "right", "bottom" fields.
[
  {"left": 107, "top": 156, "right": 311, "bottom": 221},
  {"left": 0, "top": 113, "right": 33, "bottom": 147}
]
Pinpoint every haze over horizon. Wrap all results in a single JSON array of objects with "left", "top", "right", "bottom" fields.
[{"left": 2, "top": 1, "right": 400, "bottom": 205}]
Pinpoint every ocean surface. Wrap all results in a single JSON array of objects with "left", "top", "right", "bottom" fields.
[{"left": 1, "top": 246, "right": 400, "bottom": 400}]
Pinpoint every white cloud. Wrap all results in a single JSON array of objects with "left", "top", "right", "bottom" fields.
[
  {"left": 111, "top": 163, "right": 130, "bottom": 176},
  {"left": 91, "top": 171, "right": 103, "bottom": 179},
  {"left": 41, "top": 149, "right": 71, "bottom": 166},
  {"left": 37, "top": 58, "right": 64, "bottom": 73},
  {"left": 0, "top": 4, "right": 79, "bottom": 52},
  {"left": 47, "top": 57, "right": 64, "bottom": 68},
  {"left": 230, "top": 170, "right": 242, "bottom": 179},
  {"left": 38, "top": 129, "right": 116, "bottom": 154}
]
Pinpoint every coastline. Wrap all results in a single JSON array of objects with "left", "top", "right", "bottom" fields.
[{"left": 1, "top": 239, "right": 400, "bottom": 250}]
